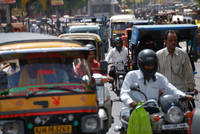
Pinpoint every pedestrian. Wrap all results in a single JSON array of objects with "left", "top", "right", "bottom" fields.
[{"left": 156, "top": 30, "right": 198, "bottom": 94}]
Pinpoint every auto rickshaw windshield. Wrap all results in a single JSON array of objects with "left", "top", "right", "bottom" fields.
[{"left": 0, "top": 57, "right": 91, "bottom": 90}]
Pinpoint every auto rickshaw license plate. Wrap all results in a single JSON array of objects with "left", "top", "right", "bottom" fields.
[{"left": 34, "top": 125, "right": 72, "bottom": 134}]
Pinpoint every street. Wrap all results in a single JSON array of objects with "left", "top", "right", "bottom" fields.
[{"left": 106, "top": 60, "right": 200, "bottom": 134}]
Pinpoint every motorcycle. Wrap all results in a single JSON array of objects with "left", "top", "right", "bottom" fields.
[
  {"left": 109, "top": 61, "right": 129, "bottom": 96},
  {"left": 115, "top": 83, "right": 197, "bottom": 134}
]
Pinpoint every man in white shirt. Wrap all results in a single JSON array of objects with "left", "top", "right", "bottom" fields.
[
  {"left": 120, "top": 49, "right": 193, "bottom": 108},
  {"left": 105, "top": 37, "right": 128, "bottom": 64},
  {"left": 105, "top": 37, "right": 128, "bottom": 90},
  {"left": 156, "top": 30, "right": 197, "bottom": 93}
]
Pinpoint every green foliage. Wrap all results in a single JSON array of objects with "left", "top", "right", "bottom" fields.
[{"left": 196, "top": 0, "right": 200, "bottom": 6}]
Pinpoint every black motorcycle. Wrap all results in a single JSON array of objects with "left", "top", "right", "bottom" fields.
[{"left": 115, "top": 83, "right": 196, "bottom": 134}]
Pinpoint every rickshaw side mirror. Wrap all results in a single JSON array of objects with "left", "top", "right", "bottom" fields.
[{"left": 100, "top": 61, "right": 108, "bottom": 75}]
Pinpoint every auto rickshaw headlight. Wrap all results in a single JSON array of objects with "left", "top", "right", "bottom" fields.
[
  {"left": 67, "top": 114, "right": 74, "bottom": 121},
  {"left": 0, "top": 120, "right": 24, "bottom": 134},
  {"left": 81, "top": 115, "right": 100, "bottom": 133}
]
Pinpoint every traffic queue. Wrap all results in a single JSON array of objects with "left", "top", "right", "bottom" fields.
[{"left": 0, "top": 7, "right": 200, "bottom": 134}]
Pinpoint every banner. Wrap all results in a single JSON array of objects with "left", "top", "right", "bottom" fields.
[
  {"left": 21, "top": 0, "right": 46, "bottom": 11},
  {"left": 21, "top": 0, "right": 29, "bottom": 11},
  {"left": 38, "top": 0, "right": 47, "bottom": 10},
  {"left": 156, "top": 0, "right": 163, "bottom": 3},
  {"left": 51, "top": 0, "right": 64, "bottom": 6},
  {"left": 0, "top": 0, "right": 16, "bottom": 4}
]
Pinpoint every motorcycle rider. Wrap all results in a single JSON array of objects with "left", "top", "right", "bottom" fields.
[
  {"left": 120, "top": 49, "right": 193, "bottom": 108},
  {"left": 106, "top": 36, "right": 128, "bottom": 64},
  {"left": 106, "top": 37, "right": 128, "bottom": 90}
]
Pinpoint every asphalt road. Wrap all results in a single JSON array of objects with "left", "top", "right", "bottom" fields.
[{"left": 106, "top": 60, "right": 200, "bottom": 134}]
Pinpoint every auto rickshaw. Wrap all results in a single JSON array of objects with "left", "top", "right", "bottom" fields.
[
  {"left": 59, "top": 32, "right": 113, "bottom": 133},
  {"left": 59, "top": 33, "right": 103, "bottom": 61},
  {"left": 130, "top": 24, "right": 199, "bottom": 70},
  {"left": 66, "top": 22, "right": 107, "bottom": 54},
  {"left": 108, "top": 14, "right": 136, "bottom": 48},
  {"left": 0, "top": 32, "right": 101, "bottom": 134}
]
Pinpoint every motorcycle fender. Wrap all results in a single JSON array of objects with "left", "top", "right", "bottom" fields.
[
  {"left": 98, "top": 108, "right": 108, "bottom": 120},
  {"left": 191, "top": 108, "right": 200, "bottom": 134}
]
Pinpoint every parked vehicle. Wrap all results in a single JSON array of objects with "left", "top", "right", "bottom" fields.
[
  {"left": 115, "top": 83, "right": 199, "bottom": 134},
  {"left": 0, "top": 32, "right": 101, "bottom": 134},
  {"left": 130, "top": 24, "right": 199, "bottom": 70}
]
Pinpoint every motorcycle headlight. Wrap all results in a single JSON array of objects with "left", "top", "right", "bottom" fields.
[
  {"left": 166, "top": 106, "right": 184, "bottom": 123},
  {"left": 81, "top": 115, "right": 100, "bottom": 133},
  {"left": 0, "top": 120, "right": 24, "bottom": 134}
]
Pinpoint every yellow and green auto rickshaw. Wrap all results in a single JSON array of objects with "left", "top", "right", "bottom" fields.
[{"left": 0, "top": 32, "right": 101, "bottom": 134}]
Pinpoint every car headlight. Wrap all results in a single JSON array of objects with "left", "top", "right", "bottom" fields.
[
  {"left": 166, "top": 106, "right": 184, "bottom": 123},
  {"left": 81, "top": 115, "right": 100, "bottom": 133},
  {"left": 0, "top": 120, "right": 24, "bottom": 134}
]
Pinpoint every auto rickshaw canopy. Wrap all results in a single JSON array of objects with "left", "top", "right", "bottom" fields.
[
  {"left": 59, "top": 33, "right": 102, "bottom": 61},
  {"left": 59, "top": 33, "right": 101, "bottom": 43},
  {"left": 0, "top": 32, "right": 90, "bottom": 62},
  {"left": 131, "top": 24, "right": 198, "bottom": 45}
]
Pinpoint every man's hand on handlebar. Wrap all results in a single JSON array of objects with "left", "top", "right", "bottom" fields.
[
  {"left": 129, "top": 101, "right": 137, "bottom": 108},
  {"left": 189, "top": 88, "right": 199, "bottom": 95},
  {"left": 185, "top": 95, "right": 194, "bottom": 101}
]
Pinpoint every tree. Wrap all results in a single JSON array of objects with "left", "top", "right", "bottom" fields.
[{"left": 196, "top": 0, "right": 200, "bottom": 6}]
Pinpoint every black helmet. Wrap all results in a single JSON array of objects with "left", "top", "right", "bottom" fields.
[
  {"left": 137, "top": 49, "right": 158, "bottom": 79},
  {"left": 85, "top": 44, "right": 96, "bottom": 51},
  {"left": 113, "top": 37, "right": 122, "bottom": 45}
]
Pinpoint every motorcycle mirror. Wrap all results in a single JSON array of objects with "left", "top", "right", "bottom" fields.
[
  {"left": 130, "top": 83, "right": 140, "bottom": 91},
  {"left": 100, "top": 60, "right": 108, "bottom": 75}
]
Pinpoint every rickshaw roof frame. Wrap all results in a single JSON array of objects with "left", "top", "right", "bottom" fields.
[
  {"left": 59, "top": 33, "right": 101, "bottom": 43},
  {"left": 0, "top": 32, "right": 64, "bottom": 45},
  {"left": 0, "top": 32, "right": 90, "bottom": 56},
  {"left": 110, "top": 14, "right": 136, "bottom": 23},
  {"left": 131, "top": 24, "right": 198, "bottom": 45}
]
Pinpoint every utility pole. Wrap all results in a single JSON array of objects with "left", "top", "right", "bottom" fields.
[{"left": 6, "top": 4, "right": 11, "bottom": 23}]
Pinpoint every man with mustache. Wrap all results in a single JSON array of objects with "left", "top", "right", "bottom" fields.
[{"left": 156, "top": 30, "right": 198, "bottom": 95}]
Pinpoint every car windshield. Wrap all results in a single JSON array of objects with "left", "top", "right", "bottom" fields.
[
  {"left": 0, "top": 57, "right": 90, "bottom": 89},
  {"left": 70, "top": 29, "right": 98, "bottom": 34},
  {"left": 112, "top": 23, "right": 128, "bottom": 31}
]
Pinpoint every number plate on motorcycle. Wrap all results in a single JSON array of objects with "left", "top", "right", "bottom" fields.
[
  {"left": 162, "top": 123, "right": 188, "bottom": 130},
  {"left": 34, "top": 125, "right": 72, "bottom": 134}
]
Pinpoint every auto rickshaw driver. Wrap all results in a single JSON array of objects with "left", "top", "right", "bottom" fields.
[{"left": 10, "top": 56, "right": 79, "bottom": 86}]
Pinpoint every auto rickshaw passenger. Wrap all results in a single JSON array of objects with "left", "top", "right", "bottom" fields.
[{"left": 136, "top": 35, "right": 156, "bottom": 56}]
